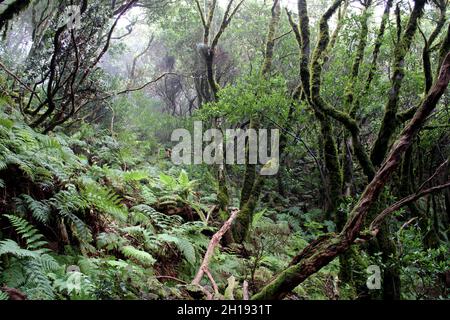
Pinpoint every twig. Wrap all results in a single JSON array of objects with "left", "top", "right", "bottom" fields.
[
  {"left": 0, "top": 60, "right": 35, "bottom": 94},
  {"left": 273, "top": 30, "right": 293, "bottom": 42},
  {"left": 370, "top": 181, "right": 450, "bottom": 234},
  {"left": 206, "top": 205, "right": 216, "bottom": 224},
  {"left": 398, "top": 217, "right": 418, "bottom": 234},
  {"left": 417, "top": 158, "right": 448, "bottom": 191},
  {"left": 204, "top": 267, "right": 219, "bottom": 297}
]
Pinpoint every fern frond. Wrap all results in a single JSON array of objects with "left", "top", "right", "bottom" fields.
[
  {"left": 131, "top": 204, "right": 181, "bottom": 230},
  {"left": 4, "top": 215, "right": 48, "bottom": 250},
  {"left": 82, "top": 183, "right": 128, "bottom": 222},
  {"left": 37, "top": 254, "right": 61, "bottom": 273},
  {"left": 141, "top": 186, "right": 157, "bottom": 205},
  {"left": 120, "top": 246, "right": 155, "bottom": 266},
  {"left": 67, "top": 213, "right": 93, "bottom": 243},
  {"left": 96, "top": 232, "right": 126, "bottom": 250},
  {"left": 0, "top": 240, "right": 39, "bottom": 258},
  {"left": 156, "top": 234, "right": 197, "bottom": 266},
  {"left": 20, "top": 195, "right": 51, "bottom": 225},
  {"left": 0, "top": 291, "right": 8, "bottom": 300},
  {"left": 129, "top": 209, "right": 152, "bottom": 226},
  {"left": 123, "top": 170, "right": 149, "bottom": 182},
  {"left": 0, "top": 158, "right": 7, "bottom": 171},
  {"left": 50, "top": 188, "right": 92, "bottom": 243},
  {"left": 24, "top": 259, "right": 55, "bottom": 300},
  {"left": 0, "top": 259, "right": 27, "bottom": 288},
  {"left": 38, "top": 135, "right": 62, "bottom": 150}
]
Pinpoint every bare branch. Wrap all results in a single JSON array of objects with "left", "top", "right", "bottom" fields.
[
  {"left": 192, "top": 209, "right": 239, "bottom": 285},
  {"left": 370, "top": 182, "right": 450, "bottom": 234}
]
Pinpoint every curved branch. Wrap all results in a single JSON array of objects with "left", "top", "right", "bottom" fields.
[{"left": 370, "top": 182, "right": 450, "bottom": 233}]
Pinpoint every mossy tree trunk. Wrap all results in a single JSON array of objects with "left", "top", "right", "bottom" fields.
[
  {"left": 370, "top": 0, "right": 427, "bottom": 167},
  {"left": 194, "top": 0, "right": 245, "bottom": 226},
  {"left": 232, "top": 0, "right": 281, "bottom": 243},
  {"left": 252, "top": 52, "right": 450, "bottom": 299}
]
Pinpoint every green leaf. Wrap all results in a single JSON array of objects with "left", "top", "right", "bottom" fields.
[
  {"left": 178, "top": 170, "right": 189, "bottom": 186},
  {"left": 159, "top": 173, "right": 176, "bottom": 188}
]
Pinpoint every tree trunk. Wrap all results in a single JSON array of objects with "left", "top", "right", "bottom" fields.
[{"left": 252, "top": 52, "right": 450, "bottom": 300}]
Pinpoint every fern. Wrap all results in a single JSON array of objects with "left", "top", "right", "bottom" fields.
[
  {"left": 0, "top": 117, "right": 14, "bottom": 129},
  {"left": 122, "top": 170, "right": 149, "bottom": 182},
  {"left": 0, "top": 158, "right": 7, "bottom": 171},
  {"left": 121, "top": 225, "right": 152, "bottom": 239},
  {"left": 97, "top": 232, "right": 126, "bottom": 251},
  {"left": 0, "top": 239, "right": 39, "bottom": 258},
  {"left": 37, "top": 254, "right": 61, "bottom": 273},
  {"left": 0, "top": 259, "right": 27, "bottom": 288},
  {"left": 141, "top": 185, "right": 157, "bottom": 205},
  {"left": 156, "top": 234, "right": 196, "bottom": 266},
  {"left": 50, "top": 188, "right": 92, "bottom": 243},
  {"left": 38, "top": 135, "right": 62, "bottom": 151},
  {"left": 53, "top": 271, "right": 95, "bottom": 299},
  {"left": 19, "top": 195, "right": 51, "bottom": 225},
  {"left": 0, "top": 291, "right": 8, "bottom": 300},
  {"left": 82, "top": 183, "right": 128, "bottom": 222},
  {"left": 131, "top": 204, "right": 181, "bottom": 230},
  {"left": 6, "top": 154, "right": 34, "bottom": 179},
  {"left": 129, "top": 209, "right": 152, "bottom": 226},
  {"left": 0, "top": 216, "right": 60, "bottom": 300},
  {"left": 120, "top": 246, "right": 156, "bottom": 266},
  {"left": 4, "top": 215, "right": 48, "bottom": 251},
  {"left": 24, "top": 259, "right": 55, "bottom": 300}
]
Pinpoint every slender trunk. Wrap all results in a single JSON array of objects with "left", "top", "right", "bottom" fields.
[{"left": 232, "top": 0, "right": 281, "bottom": 243}]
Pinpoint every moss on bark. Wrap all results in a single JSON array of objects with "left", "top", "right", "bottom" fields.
[{"left": 371, "top": 0, "right": 427, "bottom": 167}]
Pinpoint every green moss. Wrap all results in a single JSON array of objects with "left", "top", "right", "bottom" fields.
[{"left": 371, "top": 0, "right": 426, "bottom": 167}]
